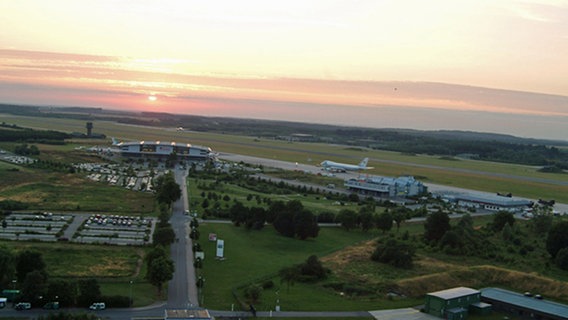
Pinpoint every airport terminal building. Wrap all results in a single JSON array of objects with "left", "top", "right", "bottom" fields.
[
  {"left": 117, "top": 140, "right": 213, "bottom": 161},
  {"left": 344, "top": 175, "right": 427, "bottom": 198}
]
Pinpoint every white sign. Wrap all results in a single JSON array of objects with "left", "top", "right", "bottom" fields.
[{"left": 216, "top": 239, "right": 224, "bottom": 258}]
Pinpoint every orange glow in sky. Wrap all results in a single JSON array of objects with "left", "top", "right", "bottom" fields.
[{"left": 0, "top": 1, "right": 567, "bottom": 140}]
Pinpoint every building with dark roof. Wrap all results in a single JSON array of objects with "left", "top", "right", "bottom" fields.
[
  {"left": 481, "top": 287, "right": 568, "bottom": 320},
  {"left": 117, "top": 140, "right": 213, "bottom": 161},
  {"left": 424, "top": 287, "right": 485, "bottom": 319}
]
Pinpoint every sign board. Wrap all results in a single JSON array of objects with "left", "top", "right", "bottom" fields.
[
  {"left": 208, "top": 233, "right": 217, "bottom": 241},
  {"left": 216, "top": 239, "right": 224, "bottom": 258}
]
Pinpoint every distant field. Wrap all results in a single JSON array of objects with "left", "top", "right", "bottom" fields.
[{"left": 3, "top": 114, "right": 567, "bottom": 204}]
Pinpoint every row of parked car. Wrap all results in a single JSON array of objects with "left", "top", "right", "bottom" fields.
[{"left": 12, "top": 301, "right": 105, "bottom": 311}]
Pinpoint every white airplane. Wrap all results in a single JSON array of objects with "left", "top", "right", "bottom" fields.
[{"left": 320, "top": 157, "right": 373, "bottom": 172}]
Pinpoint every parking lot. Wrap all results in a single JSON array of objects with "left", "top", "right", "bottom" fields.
[{"left": 0, "top": 212, "right": 155, "bottom": 246}]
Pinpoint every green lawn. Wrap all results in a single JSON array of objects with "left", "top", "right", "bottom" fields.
[{"left": 198, "top": 223, "right": 393, "bottom": 310}]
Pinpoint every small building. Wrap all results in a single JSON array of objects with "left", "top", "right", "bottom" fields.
[
  {"left": 481, "top": 287, "right": 568, "bottom": 320},
  {"left": 164, "top": 309, "right": 213, "bottom": 320},
  {"left": 424, "top": 287, "right": 482, "bottom": 319}
]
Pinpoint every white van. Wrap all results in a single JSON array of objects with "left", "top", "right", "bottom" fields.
[{"left": 89, "top": 302, "right": 106, "bottom": 310}]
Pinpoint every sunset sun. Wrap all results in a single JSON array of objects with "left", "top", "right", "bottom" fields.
[{"left": 148, "top": 95, "right": 157, "bottom": 102}]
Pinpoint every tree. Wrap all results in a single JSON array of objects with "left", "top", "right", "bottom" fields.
[
  {"left": 273, "top": 210, "right": 295, "bottom": 237},
  {"left": 457, "top": 213, "right": 474, "bottom": 233},
  {"left": 153, "top": 226, "right": 176, "bottom": 246},
  {"left": 555, "top": 247, "right": 568, "bottom": 271},
  {"left": 147, "top": 256, "right": 174, "bottom": 294},
  {"left": 546, "top": 221, "right": 568, "bottom": 258},
  {"left": 190, "top": 227, "right": 200, "bottom": 241},
  {"left": 391, "top": 207, "right": 408, "bottom": 232},
  {"left": 294, "top": 210, "right": 319, "bottom": 240},
  {"left": 423, "top": 210, "right": 450, "bottom": 243},
  {"left": 531, "top": 206, "right": 553, "bottom": 234},
  {"left": 375, "top": 212, "right": 393, "bottom": 233},
  {"left": 358, "top": 209, "right": 374, "bottom": 232},
  {"left": 244, "top": 284, "right": 262, "bottom": 303},
  {"left": 492, "top": 211, "right": 515, "bottom": 232},
  {"left": 371, "top": 239, "right": 414, "bottom": 269},
  {"left": 299, "top": 255, "right": 328, "bottom": 281},
  {"left": 440, "top": 230, "right": 464, "bottom": 254},
  {"left": 47, "top": 279, "right": 77, "bottom": 308},
  {"left": 336, "top": 209, "right": 358, "bottom": 231},
  {"left": 21, "top": 269, "right": 47, "bottom": 304},
  {"left": 230, "top": 201, "right": 248, "bottom": 226},
  {"left": 16, "top": 250, "right": 46, "bottom": 283},
  {"left": 145, "top": 246, "right": 168, "bottom": 270},
  {"left": 246, "top": 206, "right": 267, "bottom": 230},
  {"left": 279, "top": 266, "right": 299, "bottom": 293},
  {"left": 0, "top": 245, "right": 15, "bottom": 288},
  {"left": 153, "top": 172, "right": 181, "bottom": 207},
  {"left": 77, "top": 279, "right": 101, "bottom": 307}
]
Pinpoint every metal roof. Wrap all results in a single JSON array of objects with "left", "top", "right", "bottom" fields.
[
  {"left": 428, "top": 287, "right": 480, "bottom": 300},
  {"left": 448, "top": 194, "right": 532, "bottom": 207},
  {"left": 482, "top": 287, "right": 568, "bottom": 318},
  {"left": 118, "top": 140, "right": 211, "bottom": 150}
]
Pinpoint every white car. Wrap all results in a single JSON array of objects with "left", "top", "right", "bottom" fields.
[{"left": 89, "top": 302, "right": 106, "bottom": 310}]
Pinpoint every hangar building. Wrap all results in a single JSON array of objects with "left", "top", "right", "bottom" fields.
[
  {"left": 481, "top": 288, "right": 568, "bottom": 320},
  {"left": 117, "top": 141, "right": 213, "bottom": 161},
  {"left": 440, "top": 193, "right": 532, "bottom": 212}
]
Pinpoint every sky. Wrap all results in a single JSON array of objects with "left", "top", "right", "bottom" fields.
[{"left": 1, "top": 0, "right": 567, "bottom": 140}]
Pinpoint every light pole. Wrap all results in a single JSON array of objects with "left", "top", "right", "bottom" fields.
[
  {"left": 275, "top": 290, "right": 280, "bottom": 312},
  {"left": 129, "top": 280, "right": 133, "bottom": 308}
]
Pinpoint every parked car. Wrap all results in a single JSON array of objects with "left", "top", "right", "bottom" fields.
[
  {"left": 43, "top": 301, "right": 60, "bottom": 310},
  {"left": 89, "top": 302, "right": 105, "bottom": 310},
  {"left": 14, "top": 302, "right": 31, "bottom": 310}
]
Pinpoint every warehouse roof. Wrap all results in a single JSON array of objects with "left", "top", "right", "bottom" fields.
[
  {"left": 482, "top": 288, "right": 568, "bottom": 318},
  {"left": 428, "top": 287, "right": 480, "bottom": 300}
]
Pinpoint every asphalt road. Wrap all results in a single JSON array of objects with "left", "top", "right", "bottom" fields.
[{"left": 168, "top": 166, "right": 199, "bottom": 308}]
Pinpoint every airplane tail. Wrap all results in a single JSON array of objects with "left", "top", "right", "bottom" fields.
[
  {"left": 358, "top": 157, "right": 369, "bottom": 168},
  {"left": 111, "top": 137, "right": 120, "bottom": 145}
]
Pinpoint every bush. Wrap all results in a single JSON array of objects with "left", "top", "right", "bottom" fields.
[{"left": 261, "top": 280, "right": 274, "bottom": 290}]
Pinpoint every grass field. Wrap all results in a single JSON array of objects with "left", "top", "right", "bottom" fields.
[
  {"left": 0, "top": 164, "right": 156, "bottom": 213},
  {"left": 2, "top": 241, "right": 154, "bottom": 307},
  {"left": 195, "top": 212, "right": 568, "bottom": 311}
]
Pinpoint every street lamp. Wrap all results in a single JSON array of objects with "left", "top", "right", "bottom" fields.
[
  {"left": 275, "top": 290, "right": 280, "bottom": 312},
  {"left": 129, "top": 280, "right": 133, "bottom": 307},
  {"left": 12, "top": 280, "right": 16, "bottom": 290}
]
